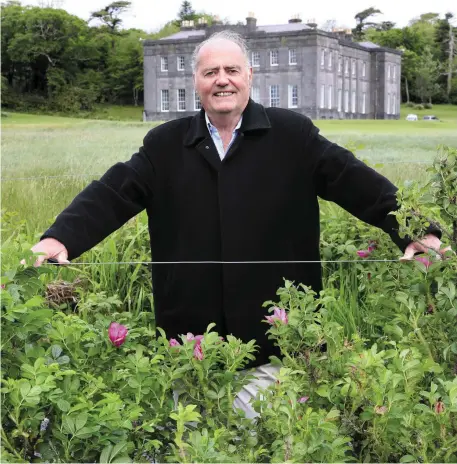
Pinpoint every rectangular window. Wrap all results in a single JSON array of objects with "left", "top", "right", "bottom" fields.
[
  {"left": 338, "top": 89, "right": 342, "bottom": 111},
  {"left": 352, "top": 60, "right": 356, "bottom": 76},
  {"left": 392, "top": 93, "right": 396, "bottom": 114},
  {"left": 362, "top": 92, "right": 366, "bottom": 114},
  {"left": 161, "top": 56, "right": 168, "bottom": 72},
  {"left": 269, "top": 85, "right": 280, "bottom": 107},
  {"left": 320, "top": 84, "right": 325, "bottom": 108},
  {"left": 321, "top": 49, "right": 325, "bottom": 67},
  {"left": 251, "top": 86, "right": 260, "bottom": 102},
  {"left": 362, "top": 61, "right": 366, "bottom": 77},
  {"left": 393, "top": 65, "right": 396, "bottom": 80},
  {"left": 177, "top": 89, "right": 186, "bottom": 111},
  {"left": 194, "top": 91, "right": 201, "bottom": 110},
  {"left": 351, "top": 90, "right": 356, "bottom": 113},
  {"left": 177, "top": 56, "right": 185, "bottom": 71},
  {"left": 387, "top": 65, "right": 391, "bottom": 79},
  {"left": 328, "top": 85, "right": 332, "bottom": 109},
  {"left": 328, "top": 51, "right": 332, "bottom": 69},
  {"left": 288, "top": 84, "right": 298, "bottom": 108},
  {"left": 161, "top": 89, "right": 169, "bottom": 111},
  {"left": 338, "top": 57, "right": 342, "bottom": 73},
  {"left": 252, "top": 51, "right": 260, "bottom": 67},
  {"left": 289, "top": 49, "right": 297, "bottom": 65},
  {"left": 387, "top": 93, "right": 391, "bottom": 114},
  {"left": 270, "top": 50, "right": 279, "bottom": 66},
  {"left": 344, "top": 90, "right": 349, "bottom": 112},
  {"left": 344, "top": 59, "right": 349, "bottom": 75}
]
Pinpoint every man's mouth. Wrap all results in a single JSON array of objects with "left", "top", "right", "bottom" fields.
[{"left": 214, "top": 92, "right": 235, "bottom": 97}]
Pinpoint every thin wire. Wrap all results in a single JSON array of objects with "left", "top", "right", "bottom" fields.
[{"left": 42, "top": 258, "right": 446, "bottom": 266}]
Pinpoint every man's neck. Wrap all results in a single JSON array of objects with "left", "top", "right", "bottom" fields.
[{"left": 206, "top": 111, "right": 243, "bottom": 134}]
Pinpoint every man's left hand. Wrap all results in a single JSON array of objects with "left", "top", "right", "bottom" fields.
[{"left": 400, "top": 233, "right": 452, "bottom": 261}]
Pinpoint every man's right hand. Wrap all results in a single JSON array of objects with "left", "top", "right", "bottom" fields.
[{"left": 25, "top": 238, "right": 70, "bottom": 267}]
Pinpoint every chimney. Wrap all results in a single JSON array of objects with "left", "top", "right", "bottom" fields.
[
  {"left": 289, "top": 13, "right": 302, "bottom": 24},
  {"left": 246, "top": 12, "right": 257, "bottom": 33},
  {"left": 306, "top": 18, "right": 317, "bottom": 29},
  {"left": 344, "top": 28, "right": 353, "bottom": 41},
  {"left": 180, "top": 19, "right": 195, "bottom": 31},
  {"left": 196, "top": 17, "right": 208, "bottom": 29}
]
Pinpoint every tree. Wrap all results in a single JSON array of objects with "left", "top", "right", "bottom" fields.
[
  {"left": 89, "top": 1, "right": 131, "bottom": 34},
  {"left": 435, "top": 13, "right": 457, "bottom": 101},
  {"left": 352, "top": 7, "right": 382, "bottom": 40},
  {"left": 178, "top": 1, "right": 196, "bottom": 21},
  {"left": 415, "top": 46, "right": 440, "bottom": 103}
]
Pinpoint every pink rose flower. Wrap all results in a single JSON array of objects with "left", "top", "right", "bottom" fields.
[
  {"left": 169, "top": 338, "right": 180, "bottom": 347},
  {"left": 298, "top": 396, "right": 309, "bottom": 403},
  {"left": 357, "top": 250, "right": 371, "bottom": 258},
  {"left": 265, "top": 307, "right": 288, "bottom": 325},
  {"left": 193, "top": 340, "right": 204, "bottom": 360},
  {"left": 186, "top": 332, "right": 195, "bottom": 341},
  {"left": 108, "top": 322, "right": 128, "bottom": 347},
  {"left": 415, "top": 256, "right": 432, "bottom": 269}
]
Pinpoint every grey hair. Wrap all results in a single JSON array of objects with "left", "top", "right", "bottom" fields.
[{"left": 191, "top": 30, "right": 251, "bottom": 73}]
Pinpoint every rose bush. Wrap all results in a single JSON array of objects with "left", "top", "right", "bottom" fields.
[{"left": 1, "top": 147, "right": 456, "bottom": 463}]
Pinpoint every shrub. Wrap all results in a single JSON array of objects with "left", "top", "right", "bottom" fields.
[
  {"left": 424, "top": 102, "right": 433, "bottom": 109},
  {"left": 405, "top": 101, "right": 415, "bottom": 108},
  {"left": 414, "top": 104, "right": 425, "bottom": 110}
]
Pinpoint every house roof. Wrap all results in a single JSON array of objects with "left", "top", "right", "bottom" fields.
[
  {"left": 159, "top": 30, "right": 206, "bottom": 40},
  {"left": 358, "top": 41, "right": 381, "bottom": 49}
]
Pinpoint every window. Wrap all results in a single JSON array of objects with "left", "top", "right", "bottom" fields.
[
  {"left": 392, "top": 93, "right": 396, "bottom": 114},
  {"left": 338, "top": 89, "right": 342, "bottom": 111},
  {"left": 177, "top": 56, "right": 185, "bottom": 71},
  {"left": 362, "top": 61, "right": 366, "bottom": 77},
  {"left": 252, "top": 51, "right": 260, "bottom": 67},
  {"left": 270, "top": 50, "right": 279, "bottom": 66},
  {"left": 269, "top": 85, "right": 280, "bottom": 107},
  {"left": 387, "top": 93, "right": 391, "bottom": 114},
  {"left": 288, "top": 84, "right": 298, "bottom": 108},
  {"left": 344, "top": 90, "right": 349, "bottom": 112},
  {"left": 161, "top": 89, "right": 169, "bottom": 111},
  {"left": 393, "top": 65, "right": 396, "bottom": 80},
  {"left": 387, "top": 65, "right": 391, "bottom": 79},
  {"left": 177, "top": 89, "right": 186, "bottom": 111},
  {"left": 344, "top": 59, "right": 349, "bottom": 75},
  {"left": 321, "top": 49, "right": 325, "bottom": 67},
  {"left": 328, "top": 85, "right": 332, "bottom": 109},
  {"left": 194, "top": 91, "right": 201, "bottom": 110},
  {"left": 362, "top": 92, "right": 366, "bottom": 114},
  {"left": 352, "top": 60, "right": 356, "bottom": 76},
  {"left": 251, "top": 86, "right": 260, "bottom": 102},
  {"left": 320, "top": 84, "right": 325, "bottom": 108},
  {"left": 351, "top": 90, "right": 356, "bottom": 113},
  {"left": 161, "top": 56, "right": 168, "bottom": 72},
  {"left": 289, "top": 49, "right": 297, "bottom": 65},
  {"left": 328, "top": 51, "right": 332, "bottom": 69},
  {"left": 338, "top": 57, "right": 342, "bottom": 73}
]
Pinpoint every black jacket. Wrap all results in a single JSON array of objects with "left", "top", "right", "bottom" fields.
[{"left": 43, "top": 99, "right": 413, "bottom": 367}]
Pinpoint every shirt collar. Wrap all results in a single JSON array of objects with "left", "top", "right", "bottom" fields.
[{"left": 205, "top": 113, "right": 243, "bottom": 135}]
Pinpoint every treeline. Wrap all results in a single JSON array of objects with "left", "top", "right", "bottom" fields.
[{"left": 1, "top": 1, "right": 456, "bottom": 114}]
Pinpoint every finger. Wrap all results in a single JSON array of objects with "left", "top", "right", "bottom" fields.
[
  {"left": 33, "top": 254, "right": 48, "bottom": 268},
  {"left": 54, "top": 251, "right": 70, "bottom": 265},
  {"left": 440, "top": 246, "right": 454, "bottom": 257},
  {"left": 400, "top": 244, "right": 417, "bottom": 261}
]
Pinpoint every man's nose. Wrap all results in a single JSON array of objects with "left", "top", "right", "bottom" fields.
[{"left": 215, "top": 71, "right": 229, "bottom": 86}]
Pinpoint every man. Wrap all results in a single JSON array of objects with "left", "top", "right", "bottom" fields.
[{"left": 30, "top": 30, "right": 445, "bottom": 418}]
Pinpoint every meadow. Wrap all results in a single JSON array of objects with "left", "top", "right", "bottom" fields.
[{"left": 2, "top": 104, "right": 456, "bottom": 233}]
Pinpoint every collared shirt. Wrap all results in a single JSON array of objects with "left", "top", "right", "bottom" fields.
[{"left": 205, "top": 113, "right": 243, "bottom": 160}]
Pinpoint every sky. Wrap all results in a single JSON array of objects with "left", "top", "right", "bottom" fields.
[{"left": 27, "top": 0, "right": 456, "bottom": 33}]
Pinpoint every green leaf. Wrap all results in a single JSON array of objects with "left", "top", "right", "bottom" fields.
[
  {"left": 112, "top": 456, "right": 132, "bottom": 464},
  {"left": 100, "top": 444, "right": 113, "bottom": 463},
  {"left": 326, "top": 409, "right": 340, "bottom": 420},
  {"left": 51, "top": 345, "right": 63, "bottom": 358},
  {"left": 400, "top": 455, "right": 417, "bottom": 463},
  {"left": 57, "top": 399, "right": 71, "bottom": 412},
  {"left": 75, "top": 412, "right": 88, "bottom": 431}
]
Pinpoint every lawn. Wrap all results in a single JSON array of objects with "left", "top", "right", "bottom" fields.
[{"left": 1, "top": 104, "right": 456, "bottom": 232}]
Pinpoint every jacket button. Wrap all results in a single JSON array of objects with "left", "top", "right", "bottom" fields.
[{"left": 205, "top": 146, "right": 210, "bottom": 149}]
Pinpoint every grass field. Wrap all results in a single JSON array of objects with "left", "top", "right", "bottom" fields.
[{"left": 2, "top": 104, "right": 456, "bottom": 233}]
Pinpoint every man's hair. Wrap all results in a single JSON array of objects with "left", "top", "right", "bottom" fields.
[{"left": 191, "top": 30, "right": 251, "bottom": 73}]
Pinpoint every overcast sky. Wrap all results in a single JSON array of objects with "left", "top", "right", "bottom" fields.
[{"left": 26, "top": 0, "right": 456, "bottom": 33}]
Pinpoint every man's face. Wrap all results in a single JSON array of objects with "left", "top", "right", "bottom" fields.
[{"left": 194, "top": 39, "right": 252, "bottom": 118}]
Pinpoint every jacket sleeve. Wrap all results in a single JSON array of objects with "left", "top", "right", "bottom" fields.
[
  {"left": 305, "top": 122, "right": 440, "bottom": 251},
  {"left": 41, "top": 133, "right": 156, "bottom": 260}
]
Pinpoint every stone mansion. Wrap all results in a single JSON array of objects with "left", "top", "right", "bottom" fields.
[{"left": 142, "top": 14, "right": 401, "bottom": 121}]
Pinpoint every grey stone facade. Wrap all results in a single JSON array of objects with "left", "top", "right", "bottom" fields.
[{"left": 142, "top": 16, "right": 401, "bottom": 121}]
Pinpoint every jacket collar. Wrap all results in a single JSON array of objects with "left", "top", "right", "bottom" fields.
[{"left": 183, "top": 98, "right": 271, "bottom": 147}]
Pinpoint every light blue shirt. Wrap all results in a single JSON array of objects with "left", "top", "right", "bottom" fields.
[{"left": 205, "top": 113, "right": 243, "bottom": 161}]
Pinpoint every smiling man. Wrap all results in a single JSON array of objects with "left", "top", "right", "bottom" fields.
[{"left": 30, "top": 30, "right": 445, "bottom": 419}]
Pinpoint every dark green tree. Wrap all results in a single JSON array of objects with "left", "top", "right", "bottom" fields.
[
  {"left": 352, "top": 7, "right": 382, "bottom": 40},
  {"left": 89, "top": 1, "right": 131, "bottom": 33}
]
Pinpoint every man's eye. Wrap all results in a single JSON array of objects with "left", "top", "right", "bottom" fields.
[
  {"left": 229, "top": 69, "right": 238, "bottom": 74},
  {"left": 205, "top": 71, "right": 214, "bottom": 76}
]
